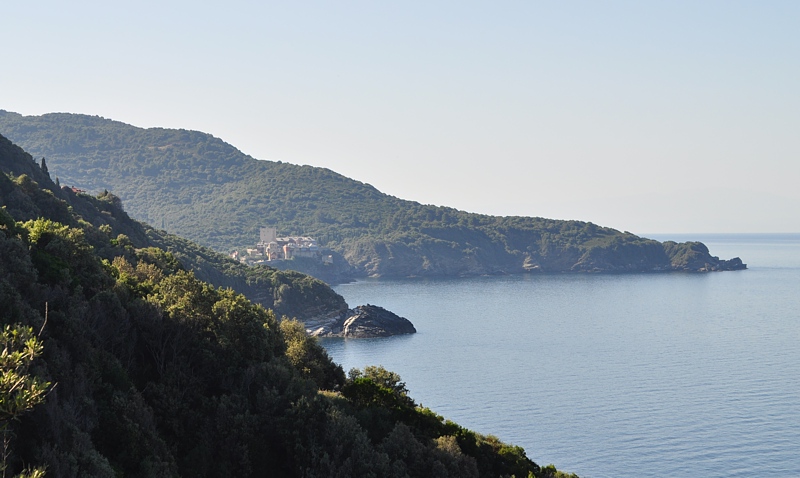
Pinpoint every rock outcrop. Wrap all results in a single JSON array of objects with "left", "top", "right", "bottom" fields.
[
  {"left": 662, "top": 241, "right": 747, "bottom": 271},
  {"left": 308, "top": 304, "right": 416, "bottom": 338}
]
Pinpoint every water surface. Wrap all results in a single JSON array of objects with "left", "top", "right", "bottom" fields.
[{"left": 323, "top": 234, "right": 800, "bottom": 478}]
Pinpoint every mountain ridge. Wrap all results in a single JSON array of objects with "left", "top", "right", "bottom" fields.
[{"left": 0, "top": 110, "right": 746, "bottom": 281}]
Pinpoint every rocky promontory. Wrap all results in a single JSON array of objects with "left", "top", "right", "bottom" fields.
[{"left": 306, "top": 304, "right": 416, "bottom": 338}]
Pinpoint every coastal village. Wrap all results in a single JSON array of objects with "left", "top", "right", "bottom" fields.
[{"left": 232, "top": 227, "right": 333, "bottom": 266}]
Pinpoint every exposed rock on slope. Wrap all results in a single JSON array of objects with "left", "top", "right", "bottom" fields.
[{"left": 662, "top": 240, "right": 746, "bottom": 271}]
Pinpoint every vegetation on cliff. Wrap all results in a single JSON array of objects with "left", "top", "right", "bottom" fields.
[
  {"left": 0, "top": 111, "right": 745, "bottom": 281},
  {"left": 0, "top": 133, "right": 577, "bottom": 476}
]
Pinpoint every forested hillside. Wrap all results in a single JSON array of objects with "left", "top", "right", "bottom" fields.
[
  {"left": 0, "top": 111, "right": 745, "bottom": 281},
  {"left": 0, "top": 134, "right": 577, "bottom": 476},
  {"left": 0, "top": 132, "right": 346, "bottom": 321}
]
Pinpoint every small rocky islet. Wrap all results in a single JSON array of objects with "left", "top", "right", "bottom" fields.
[{"left": 306, "top": 304, "right": 417, "bottom": 338}]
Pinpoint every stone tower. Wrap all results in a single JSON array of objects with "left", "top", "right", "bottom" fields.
[{"left": 260, "top": 227, "right": 277, "bottom": 243}]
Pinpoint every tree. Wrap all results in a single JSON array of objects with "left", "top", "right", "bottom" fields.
[
  {"left": 280, "top": 318, "right": 344, "bottom": 389},
  {"left": 39, "top": 157, "right": 48, "bottom": 177},
  {"left": 0, "top": 324, "right": 51, "bottom": 477},
  {"left": 349, "top": 365, "right": 409, "bottom": 398},
  {"left": 343, "top": 366, "right": 414, "bottom": 410}
]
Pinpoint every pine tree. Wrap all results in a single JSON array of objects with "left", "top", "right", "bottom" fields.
[{"left": 40, "top": 157, "right": 49, "bottom": 177}]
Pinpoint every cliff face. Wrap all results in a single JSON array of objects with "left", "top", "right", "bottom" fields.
[
  {"left": 341, "top": 233, "right": 746, "bottom": 279},
  {"left": 662, "top": 241, "right": 746, "bottom": 271},
  {"left": 265, "top": 250, "right": 357, "bottom": 284}
]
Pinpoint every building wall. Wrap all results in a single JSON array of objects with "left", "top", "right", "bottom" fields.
[{"left": 260, "top": 227, "right": 277, "bottom": 243}]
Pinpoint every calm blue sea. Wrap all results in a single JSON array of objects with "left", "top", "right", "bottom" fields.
[{"left": 322, "top": 234, "right": 800, "bottom": 478}]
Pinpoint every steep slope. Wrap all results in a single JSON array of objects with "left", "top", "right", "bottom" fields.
[
  {"left": 0, "top": 134, "right": 576, "bottom": 477},
  {"left": 0, "top": 110, "right": 745, "bottom": 280},
  {"left": 0, "top": 132, "right": 347, "bottom": 321}
]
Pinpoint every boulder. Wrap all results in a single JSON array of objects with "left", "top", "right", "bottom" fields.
[
  {"left": 342, "top": 304, "right": 417, "bottom": 338},
  {"left": 308, "top": 304, "right": 416, "bottom": 338}
]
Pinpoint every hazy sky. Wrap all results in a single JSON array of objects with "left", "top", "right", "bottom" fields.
[{"left": 2, "top": 1, "right": 798, "bottom": 233}]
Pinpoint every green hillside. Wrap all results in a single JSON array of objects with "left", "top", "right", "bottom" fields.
[
  {"left": 0, "top": 131, "right": 346, "bottom": 321},
  {"left": 0, "top": 110, "right": 745, "bottom": 280},
  {"left": 0, "top": 134, "right": 577, "bottom": 477}
]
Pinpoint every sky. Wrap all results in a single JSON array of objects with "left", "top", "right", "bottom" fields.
[{"left": 2, "top": 1, "right": 798, "bottom": 233}]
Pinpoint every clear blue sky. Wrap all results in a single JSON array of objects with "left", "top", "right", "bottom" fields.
[{"left": 2, "top": 1, "right": 798, "bottom": 233}]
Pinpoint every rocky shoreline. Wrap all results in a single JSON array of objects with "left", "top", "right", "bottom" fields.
[{"left": 278, "top": 240, "right": 747, "bottom": 285}]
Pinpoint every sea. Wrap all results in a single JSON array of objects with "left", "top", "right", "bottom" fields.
[{"left": 321, "top": 234, "right": 800, "bottom": 478}]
